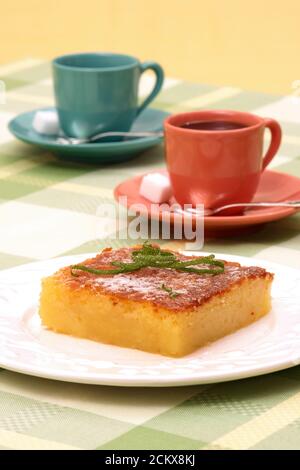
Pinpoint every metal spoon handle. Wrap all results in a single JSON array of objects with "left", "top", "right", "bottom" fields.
[
  {"left": 90, "top": 131, "right": 163, "bottom": 142},
  {"left": 174, "top": 200, "right": 300, "bottom": 217},
  {"left": 212, "top": 200, "right": 300, "bottom": 214},
  {"left": 58, "top": 131, "right": 164, "bottom": 145}
]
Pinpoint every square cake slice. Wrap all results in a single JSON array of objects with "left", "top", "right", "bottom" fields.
[{"left": 39, "top": 244, "right": 273, "bottom": 357}]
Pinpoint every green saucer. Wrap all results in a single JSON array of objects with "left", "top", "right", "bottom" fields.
[{"left": 8, "top": 107, "right": 169, "bottom": 164}]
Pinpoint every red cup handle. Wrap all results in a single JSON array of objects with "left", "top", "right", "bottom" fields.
[{"left": 262, "top": 118, "right": 282, "bottom": 170}]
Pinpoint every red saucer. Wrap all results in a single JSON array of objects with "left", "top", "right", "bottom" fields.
[{"left": 114, "top": 169, "right": 300, "bottom": 233}]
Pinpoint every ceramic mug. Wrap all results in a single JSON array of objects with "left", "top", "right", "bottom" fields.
[
  {"left": 52, "top": 52, "right": 164, "bottom": 138},
  {"left": 164, "top": 110, "right": 282, "bottom": 210}
]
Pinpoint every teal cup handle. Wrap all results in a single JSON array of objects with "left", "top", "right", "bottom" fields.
[{"left": 137, "top": 61, "right": 164, "bottom": 116}]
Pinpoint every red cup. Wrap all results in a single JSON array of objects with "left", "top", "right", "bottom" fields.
[{"left": 164, "top": 110, "right": 282, "bottom": 210}]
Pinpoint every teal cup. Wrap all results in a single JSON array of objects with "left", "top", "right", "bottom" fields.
[{"left": 52, "top": 52, "right": 164, "bottom": 138}]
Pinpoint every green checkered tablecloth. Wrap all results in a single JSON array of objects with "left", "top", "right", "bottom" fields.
[{"left": 0, "top": 58, "right": 300, "bottom": 450}]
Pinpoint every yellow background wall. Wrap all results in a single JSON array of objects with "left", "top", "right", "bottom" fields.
[{"left": 1, "top": 0, "right": 299, "bottom": 94}]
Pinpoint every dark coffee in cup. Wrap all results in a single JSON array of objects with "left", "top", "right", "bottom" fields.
[{"left": 180, "top": 120, "right": 248, "bottom": 131}]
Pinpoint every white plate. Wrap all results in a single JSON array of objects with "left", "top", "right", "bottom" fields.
[{"left": 0, "top": 252, "right": 300, "bottom": 387}]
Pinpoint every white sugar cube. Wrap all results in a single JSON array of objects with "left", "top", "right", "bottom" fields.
[
  {"left": 139, "top": 172, "right": 172, "bottom": 203},
  {"left": 32, "top": 110, "right": 60, "bottom": 136}
]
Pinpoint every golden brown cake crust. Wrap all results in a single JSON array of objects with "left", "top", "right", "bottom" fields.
[{"left": 53, "top": 246, "right": 273, "bottom": 312}]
